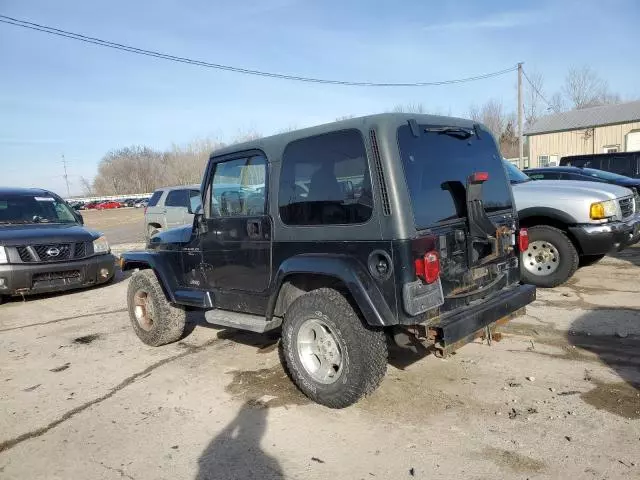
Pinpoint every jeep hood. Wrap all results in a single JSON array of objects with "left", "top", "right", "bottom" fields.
[
  {"left": 0, "top": 223, "right": 100, "bottom": 246},
  {"left": 148, "top": 225, "right": 193, "bottom": 249},
  {"left": 514, "top": 180, "right": 633, "bottom": 200}
]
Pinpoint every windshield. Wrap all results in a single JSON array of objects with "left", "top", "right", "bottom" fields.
[
  {"left": 397, "top": 124, "right": 513, "bottom": 228},
  {"left": 503, "top": 161, "right": 531, "bottom": 184},
  {"left": 0, "top": 194, "right": 78, "bottom": 225},
  {"left": 581, "top": 168, "right": 632, "bottom": 182}
]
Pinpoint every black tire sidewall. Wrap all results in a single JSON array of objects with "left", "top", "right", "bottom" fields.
[
  {"left": 281, "top": 288, "right": 387, "bottom": 408},
  {"left": 521, "top": 226, "right": 578, "bottom": 288},
  {"left": 127, "top": 270, "right": 185, "bottom": 346}
]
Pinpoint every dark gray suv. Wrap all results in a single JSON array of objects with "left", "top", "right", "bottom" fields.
[{"left": 0, "top": 187, "right": 115, "bottom": 303}]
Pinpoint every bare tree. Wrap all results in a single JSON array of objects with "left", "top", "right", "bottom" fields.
[
  {"left": 524, "top": 70, "right": 545, "bottom": 129},
  {"left": 562, "top": 66, "right": 620, "bottom": 110},
  {"left": 469, "top": 99, "right": 505, "bottom": 139},
  {"left": 549, "top": 92, "right": 565, "bottom": 114},
  {"left": 79, "top": 176, "right": 94, "bottom": 196},
  {"left": 392, "top": 103, "right": 426, "bottom": 114}
]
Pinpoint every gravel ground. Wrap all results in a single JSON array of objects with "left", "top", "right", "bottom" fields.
[
  {"left": 82, "top": 208, "right": 146, "bottom": 245},
  {"left": 0, "top": 248, "right": 638, "bottom": 479}
]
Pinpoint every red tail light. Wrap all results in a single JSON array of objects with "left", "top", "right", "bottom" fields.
[
  {"left": 470, "top": 171, "right": 489, "bottom": 183},
  {"left": 518, "top": 228, "right": 529, "bottom": 252},
  {"left": 415, "top": 250, "right": 441, "bottom": 284}
]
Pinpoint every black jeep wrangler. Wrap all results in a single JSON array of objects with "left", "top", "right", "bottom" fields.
[{"left": 121, "top": 113, "right": 536, "bottom": 408}]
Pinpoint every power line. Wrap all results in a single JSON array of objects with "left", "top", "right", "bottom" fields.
[
  {"left": 0, "top": 14, "right": 518, "bottom": 87},
  {"left": 522, "top": 68, "right": 554, "bottom": 110}
]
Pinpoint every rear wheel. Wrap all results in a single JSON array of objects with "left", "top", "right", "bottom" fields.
[
  {"left": 127, "top": 269, "right": 186, "bottom": 346},
  {"left": 280, "top": 288, "right": 388, "bottom": 408},
  {"left": 520, "top": 225, "right": 578, "bottom": 288}
]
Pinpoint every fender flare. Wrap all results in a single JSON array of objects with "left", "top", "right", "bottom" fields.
[
  {"left": 518, "top": 206, "right": 577, "bottom": 225},
  {"left": 120, "top": 251, "right": 179, "bottom": 303},
  {"left": 267, "top": 254, "right": 395, "bottom": 327}
]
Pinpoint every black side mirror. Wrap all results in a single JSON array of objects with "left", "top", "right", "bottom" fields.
[{"left": 76, "top": 212, "right": 84, "bottom": 225}]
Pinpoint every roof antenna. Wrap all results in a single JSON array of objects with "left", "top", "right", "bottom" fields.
[{"left": 408, "top": 119, "right": 420, "bottom": 138}]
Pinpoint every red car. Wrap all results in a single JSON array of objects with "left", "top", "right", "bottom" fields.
[{"left": 96, "top": 201, "right": 122, "bottom": 210}]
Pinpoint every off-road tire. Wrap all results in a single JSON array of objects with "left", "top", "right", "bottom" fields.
[
  {"left": 579, "top": 254, "right": 606, "bottom": 267},
  {"left": 127, "top": 269, "right": 186, "bottom": 346},
  {"left": 521, "top": 225, "right": 579, "bottom": 288},
  {"left": 280, "top": 288, "right": 388, "bottom": 408},
  {"left": 146, "top": 225, "right": 160, "bottom": 241}
]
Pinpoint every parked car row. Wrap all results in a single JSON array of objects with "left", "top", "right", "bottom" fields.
[{"left": 68, "top": 197, "right": 150, "bottom": 211}]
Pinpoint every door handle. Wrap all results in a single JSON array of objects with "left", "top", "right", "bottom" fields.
[{"left": 247, "top": 220, "right": 261, "bottom": 238}]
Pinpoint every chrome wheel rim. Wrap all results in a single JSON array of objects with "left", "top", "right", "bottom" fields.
[
  {"left": 296, "top": 318, "right": 343, "bottom": 384},
  {"left": 133, "top": 290, "right": 153, "bottom": 331},
  {"left": 523, "top": 240, "right": 560, "bottom": 276}
]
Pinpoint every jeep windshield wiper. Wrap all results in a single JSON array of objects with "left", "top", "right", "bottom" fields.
[{"left": 424, "top": 126, "right": 474, "bottom": 139}]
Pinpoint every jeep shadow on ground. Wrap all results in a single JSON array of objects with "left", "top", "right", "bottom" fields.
[
  {"left": 182, "top": 309, "right": 280, "bottom": 353},
  {"left": 568, "top": 307, "right": 640, "bottom": 419},
  {"left": 195, "top": 400, "right": 284, "bottom": 480}
]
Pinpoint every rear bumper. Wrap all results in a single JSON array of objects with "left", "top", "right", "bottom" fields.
[
  {"left": 0, "top": 254, "right": 115, "bottom": 297},
  {"left": 432, "top": 283, "right": 536, "bottom": 351},
  {"left": 569, "top": 215, "right": 640, "bottom": 256}
]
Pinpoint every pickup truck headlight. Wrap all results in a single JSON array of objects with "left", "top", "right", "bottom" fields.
[
  {"left": 0, "top": 246, "right": 7, "bottom": 264},
  {"left": 92, "top": 236, "right": 110, "bottom": 255},
  {"left": 590, "top": 200, "right": 617, "bottom": 220}
]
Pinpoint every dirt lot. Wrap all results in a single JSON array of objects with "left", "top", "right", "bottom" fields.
[
  {"left": 81, "top": 208, "right": 146, "bottom": 245},
  {"left": 0, "top": 249, "right": 639, "bottom": 479}
]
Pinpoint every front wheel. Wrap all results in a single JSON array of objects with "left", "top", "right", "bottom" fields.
[
  {"left": 127, "top": 269, "right": 186, "bottom": 346},
  {"left": 280, "top": 288, "right": 388, "bottom": 408},
  {"left": 520, "top": 225, "right": 579, "bottom": 288}
]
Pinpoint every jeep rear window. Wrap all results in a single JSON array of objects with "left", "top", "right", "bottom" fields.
[{"left": 397, "top": 124, "right": 512, "bottom": 229}]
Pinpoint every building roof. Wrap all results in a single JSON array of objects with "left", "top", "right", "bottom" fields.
[{"left": 525, "top": 100, "right": 640, "bottom": 135}]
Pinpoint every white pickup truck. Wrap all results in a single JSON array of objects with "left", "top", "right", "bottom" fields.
[{"left": 504, "top": 162, "right": 640, "bottom": 287}]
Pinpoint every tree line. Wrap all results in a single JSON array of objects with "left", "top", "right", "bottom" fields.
[{"left": 88, "top": 66, "right": 623, "bottom": 195}]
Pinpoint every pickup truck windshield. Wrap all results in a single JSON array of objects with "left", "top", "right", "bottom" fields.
[
  {"left": 0, "top": 194, "right": 78, "bottom": 225},
  {"left": 397, "top": 124, "right": 513, "bottom": 228},
  {"left": 503, "top": 161, "right": 532, "bottom": 184}
]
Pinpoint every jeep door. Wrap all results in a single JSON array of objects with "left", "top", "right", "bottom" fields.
[{"left": 200, "top": 154, "right": 271, "bottom": 301}]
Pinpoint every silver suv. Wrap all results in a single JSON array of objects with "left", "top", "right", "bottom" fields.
[{"left": 144, "top": 185, "right": 201, "bottom": 240}]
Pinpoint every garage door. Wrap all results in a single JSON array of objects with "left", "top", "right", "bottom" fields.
[{"left": 627, "top": 130, "right": 640, "bottom": 152}]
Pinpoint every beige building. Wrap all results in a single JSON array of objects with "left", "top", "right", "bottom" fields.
[{"left": 524, "top": 100, "right": 640, "bottom": 169}]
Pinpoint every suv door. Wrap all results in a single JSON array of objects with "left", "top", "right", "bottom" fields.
[
  {"left": 200, "top": 154, "right": 271, "bottom": 305},
  {"left": 164, "top": 189, "right": 191, "bottom": 229}
]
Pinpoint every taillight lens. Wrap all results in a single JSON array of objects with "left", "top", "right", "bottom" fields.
[
  {"left": 518, "top": 228, "right": 529, "bottom": 252},
  {"left": 415, "top": 250, "right": 440, "bottom": 284}
]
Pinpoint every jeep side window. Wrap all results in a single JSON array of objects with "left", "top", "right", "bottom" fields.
[
  {"left": 278, "top": 129, "right": 373, "bottom": 225},
  {"left": 209, "top": 156, "right": 266, "bottom": 216},
  {"left": 165, "top": 189, "right": 189, "bottom": 208}
]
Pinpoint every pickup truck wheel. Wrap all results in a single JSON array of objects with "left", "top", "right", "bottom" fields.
[
  {"left": 281, "top": 288, "right": 388, "bottom": 408},
  {"left": 520, "top": 225, "right": 578, "bottom": 288},
  {"left": 127, "top": 269, "right": 186, "bottom": 346}
]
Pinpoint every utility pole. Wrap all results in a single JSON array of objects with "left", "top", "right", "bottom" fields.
[
  {"left": 62, "top": 154, "right": 71, "bottom": 197},
  {"left": 517, "top": 62, "right": 524, "bottom": 169}
]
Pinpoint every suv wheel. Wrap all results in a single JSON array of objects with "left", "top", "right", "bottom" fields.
[
  {"left": 520, "top": 225, "right": 579, "bottom": 288},
  {"left": 281, "top": 288, "right": 388, "bottom": 408},
  {"left": 147, "top": 225, "right": 159, "bottom": 240},
  {"left": 127, "top": 270, "right": 186, "bottom": 346}
]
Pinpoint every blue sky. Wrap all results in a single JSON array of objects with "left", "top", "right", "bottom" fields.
[{"left": 1, "top": 0, "right": 639, "bottom": 195}]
